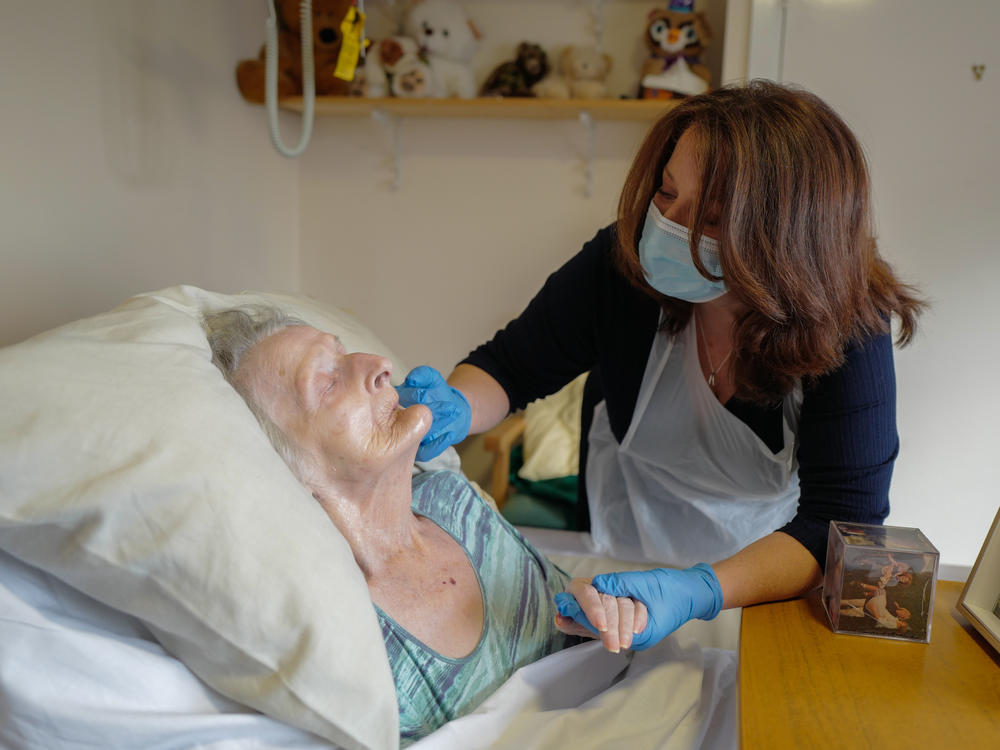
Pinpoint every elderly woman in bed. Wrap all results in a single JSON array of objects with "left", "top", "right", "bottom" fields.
[{"left": 203, "top": 307, "right": 647, "bottom": 744}]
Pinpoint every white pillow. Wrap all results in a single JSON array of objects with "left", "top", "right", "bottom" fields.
[
  {"left": 518, "top": 373, "right": 587, "bottom": 482},
  {"left": 0, "top": 285, "right": 405, "bottom": 750}
]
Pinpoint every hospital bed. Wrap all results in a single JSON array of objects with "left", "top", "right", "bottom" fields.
[{"left": 0, "top": 286, "right": 739, "bottom": 750}]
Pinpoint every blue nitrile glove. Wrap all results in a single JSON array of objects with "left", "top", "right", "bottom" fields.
[
  {"left": 395, "top": 365, "right": 472, "bottom": 462},
  {"left": 587, "top": 563, "right": 724, "bottom": 651},
  {"left": 553, "top": 592, "right": 600, "bottom": 637}
]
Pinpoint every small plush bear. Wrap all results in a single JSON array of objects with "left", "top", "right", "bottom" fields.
[
  {"left": 480, "top": 42, "right": 549, "bottom": 98},
  {"left": 403, "top": 0, "right": 481, "bottom": 99},
  {"left": 362, "top": 36, "right": 434, "bottom": 98},
  {"left": 639, "top": 2, "right": 713, "bottom": 99},
  {"left": 391, "top": 57, "right": 434, "bottom": 98},
  {"left": 236, "top": 0, "right": 360, "bottom": 103},
  {"left": 532, "top": 45, "right": 612, "bottom": 100}
]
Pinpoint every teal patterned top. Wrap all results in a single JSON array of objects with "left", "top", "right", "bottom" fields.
[{"left": 377, "top": 470, "right": 577, "bottom": 745}]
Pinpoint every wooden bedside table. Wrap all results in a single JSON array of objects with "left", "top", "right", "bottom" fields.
[{"left": 740, "top": 580, "right": 1000, "bottom": 748}]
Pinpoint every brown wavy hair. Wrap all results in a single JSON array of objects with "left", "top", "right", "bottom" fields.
[{"left": 615, "top": 80, "right": 925, "bottom": 403}]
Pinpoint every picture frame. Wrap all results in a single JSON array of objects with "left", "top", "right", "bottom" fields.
[{"left": 956, "top": 505, "right": 1000, "bottom": 655}]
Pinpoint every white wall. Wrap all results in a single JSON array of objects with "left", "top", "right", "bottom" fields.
[
  {"left": 1, "top": 0, "right": 301, "bottom": 346},
  {"left": 750, "top": 0, "right": 1000, "bottom": 572},
  {"left": 300, "top": 115, "right": 638, "bottom": 373},
  {"left": 11, "top": 0, "right": 983, "bottom": 571},
  {"left": 299, "top": 0, "right": 730, "bottom": 373}
]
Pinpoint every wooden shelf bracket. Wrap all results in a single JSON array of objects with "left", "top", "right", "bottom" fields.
[
  {"left": 370, "top": 108, "right": 401, "bottom": 191},
  {"left": 579, "top": 110, "right": 596, "bottom": 198}
]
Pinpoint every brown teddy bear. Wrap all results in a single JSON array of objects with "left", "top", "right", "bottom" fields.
[{"left": 236, "top": 0, "right": 360, "bottom": 103}]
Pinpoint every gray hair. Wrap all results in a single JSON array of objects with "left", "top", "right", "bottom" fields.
[{"left": 202, "top": 305, "right": 312, "bottom": 483}]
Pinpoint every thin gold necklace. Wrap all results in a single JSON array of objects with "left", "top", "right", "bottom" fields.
[{"left": 695, "top": 311, "right": 734, "bottom": 389}]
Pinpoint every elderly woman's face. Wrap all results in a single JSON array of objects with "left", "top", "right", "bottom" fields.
[{"left": 237, "top": 325, "right": 429, "bottom": 479}]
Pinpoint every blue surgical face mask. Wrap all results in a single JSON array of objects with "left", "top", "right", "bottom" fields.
[{"left": 637, "top": 202, "right": 728, "bottom": 303}]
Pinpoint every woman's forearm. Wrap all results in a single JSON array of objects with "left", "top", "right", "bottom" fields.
[
  {"left": 712, "top": 531, "right": 823, "bottom": 609},
  {"left": 448, "top": 364, "right": 511, "bottom": 435}
]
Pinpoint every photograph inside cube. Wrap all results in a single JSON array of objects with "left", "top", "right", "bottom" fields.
[{"left": 824, "top": 522, "right": 939, "bottom": 642}]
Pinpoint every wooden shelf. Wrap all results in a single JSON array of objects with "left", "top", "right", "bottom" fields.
[{"left": 278, "top": 96, "right": 679, "bottom": 122}]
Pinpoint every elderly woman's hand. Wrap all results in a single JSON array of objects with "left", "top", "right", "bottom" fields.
[{"left": 554, "top": 577, "right": 648, "bottom": 653}]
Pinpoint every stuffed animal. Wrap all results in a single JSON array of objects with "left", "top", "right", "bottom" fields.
[
  {"left": 480, "top": 42, "right": 549, "bottom": 98},
  {"left": 532, "top": 45, "right": 612, "bottom": 100},
  {"left": 403, "top": 0, "right": 481, "bottom": 99},
  {"left": 639, "top": 0, "right": 713, "bottom": 99},
  {"left": 391, "top": 56, "right": 434, "bottom": 98},
  {"left": 236, "top": 0, "right": 361, "bottom": 103},
  {"left": 361, "top": 36, "right": 434, "bottom": 98}
]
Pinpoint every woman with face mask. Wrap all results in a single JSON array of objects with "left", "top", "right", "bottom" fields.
[{"left": 396, "top": 80, "right": 925, "bottom": 647}]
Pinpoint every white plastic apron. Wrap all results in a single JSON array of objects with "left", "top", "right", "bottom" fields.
[{"left": 587, "top": 319, "right": 802, "bottom": 567}]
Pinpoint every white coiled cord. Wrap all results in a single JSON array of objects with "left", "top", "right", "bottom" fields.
[{"left": 265, "top": 0, "right": 314, "bottom": 158}]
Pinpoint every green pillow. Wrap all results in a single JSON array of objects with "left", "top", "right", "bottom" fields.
[{"left": 501, "top": 445, "right": 578, "bottom": 530}]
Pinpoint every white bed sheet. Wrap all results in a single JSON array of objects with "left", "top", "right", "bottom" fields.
[
  {"left": 0, "top": 549, "right": 335, "bottom": 750},
  {"left": 0, "top": 531, "right": 739, "bottom": 750},
  {"left": 410, "top": 529, "right": 740, "bottom": 750},
  {"left": 412, "top": 638, "right": 737, "bottom": 750}
]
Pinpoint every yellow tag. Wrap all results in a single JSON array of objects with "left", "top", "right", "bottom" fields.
[{"left": 334, "top": 7, "right": 365, "bottom": 82}]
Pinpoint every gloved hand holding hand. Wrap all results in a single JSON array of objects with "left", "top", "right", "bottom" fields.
[
  {"left": 584, "top": 563, "right": 724, "bottom": 651},
  {"left": 395, "top": 366, "right": 472, "bottom": 462},
  {"left": 553, "top": 577, "right": 648, "bottom": 653}
]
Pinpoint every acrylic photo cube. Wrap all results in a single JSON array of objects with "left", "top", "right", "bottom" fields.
[{"left": 822, "top": 521, "right": 939, "bottom": 643}]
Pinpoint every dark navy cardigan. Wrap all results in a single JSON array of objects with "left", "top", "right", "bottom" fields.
[{"left": 462, "top": 225, "right": 897, "bottom": 567}]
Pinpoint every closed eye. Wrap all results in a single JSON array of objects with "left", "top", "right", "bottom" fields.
[
  {"left": 321, "top": 370, "right": 340, "bottom": 396},
  {"left": 310, "top": 353, "right": 340, "bottom": 400}
]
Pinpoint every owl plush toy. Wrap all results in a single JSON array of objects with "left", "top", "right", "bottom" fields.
[{"left": 640, "top": 0, "right": 713, "bottom": 100}]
